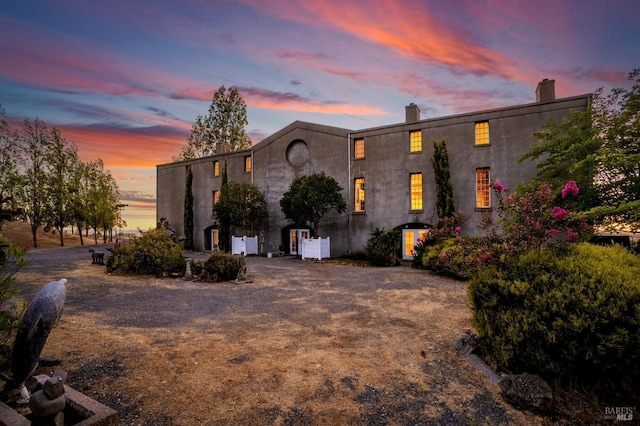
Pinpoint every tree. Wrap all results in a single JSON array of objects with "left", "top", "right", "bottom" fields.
[
  {"left": 217, "top": 160, "right": 231, "bottom": 252},
  {"left": 84, "top": 160, "right": 120, "bottom": 243},
  {"left": 431, "top": 140, "right": 455, "bottom": 218},
  {"left": 280, "top": 172, "right": 347, "bottom": 237},
  {"left": 184, "top": 165, "right": 194, "bottom": 250},
  {"left": 520, "top": 69, "right": 640, "bottom": 230},
  {"left": 67, "top": 157, "right": 90, "bottom": 245},
  {"left": 213, "top": 181, "right": 267, "bottom": 237},
  {"left": 0, "top": 104, "right": 22, "bottom": 229},
  {"left": 17, "top": 118, "right": 51, "bottom": 248},
  {"left": 45, "top": 128, "right": 78, "bottom": 246},
  {"left": 174, "top": 86, "right": 251, "bottom": 160}
]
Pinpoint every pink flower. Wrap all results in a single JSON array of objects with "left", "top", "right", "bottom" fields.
[
  {"left": 566, "top": 227, "right": 579, "bottom": 242},
  {"left": 548, "top": 229, "right": 559, "bottom": 237},
  {"left": 454, "top": 226, "right": 462, "bottom": 233},
  {"left": 530, "top": 220, "right": 541, "bottom": 228},
  {"left": 438, "top": 253, "right": 448, "bottom": 260},
  {"left": 552, "top": 206, "right": 568, "bottom": 220},
  {"left": 562, "top": 181, "right": 579, "bottom": 199},
  {"left": 493, "top": 181, "right": 505, "bottom": 193}
]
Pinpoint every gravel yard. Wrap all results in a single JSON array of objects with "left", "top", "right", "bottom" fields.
[{"left": 8, "top": 244, "right": 543, "bottom": 425}]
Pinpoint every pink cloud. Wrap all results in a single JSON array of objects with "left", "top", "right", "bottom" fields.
[{"left": 242, "top": 0, "right": 519, "bottom": 79}]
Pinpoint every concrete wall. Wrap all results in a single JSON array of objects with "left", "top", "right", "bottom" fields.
[
  {"left": 346, "top": 95, "right": 591, "bottom": 251},
  {"left": 252, "top": 121, "right": 350, "bottom": 256},
  {"left": 157, "top": 89, "right": 591, "bottom": 255},
  {"left": 156, "top": 150, "right": 251, "bottom": 250}
]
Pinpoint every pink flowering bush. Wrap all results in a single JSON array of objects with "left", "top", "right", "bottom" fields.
[
  {"left": 561, "top": 180, "right": 579, "bottom": 198},
  {"left": 493, "top": 181, "right": 592, "bottom": 258},
  {"left": 468, "top": 181, "right": 640, "bottom": 390}
]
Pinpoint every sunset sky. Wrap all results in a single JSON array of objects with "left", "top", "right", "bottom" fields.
[{"left": 1, "top": 0, "right": 638, "bottom": 230}]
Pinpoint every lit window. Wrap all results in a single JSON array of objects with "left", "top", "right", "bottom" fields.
[
  {"left": 476, "top": 168, "right": 491, "bottom": 208},
  {"left": 213, "top": 161, "right": 220, "bottom": 176},
  {"left": 245, "top": 156, "right": 252, "bottom": 172},
  {"left": 212, "top": 191, "right": 219, "bottom": 212},
  {"left": 475, "top": 122, "right": 489, "bottom": 145},
  {"left": 410, "top": 173, "right": 423, "bottom": 210},
  {"left": 355, "top": 178, "right": 365, "bottom": 212},
  {"left": 410, "top": 130, "right": 422, "bottom": 152},
  {"left": 354, "top": 138, "right": 364, "bottom": 159}
]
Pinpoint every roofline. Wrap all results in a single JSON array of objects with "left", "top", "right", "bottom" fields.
[{"left": 351, "top": 93, "right": 593, "bottom": 135}]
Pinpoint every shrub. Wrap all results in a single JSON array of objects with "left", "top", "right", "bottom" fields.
[
  {"left": 413, "top": 212, "right": 465, "bottom": 269},
  {"left": 106, "top": 228, "right": 185, "bottom": 276},
  {"left": 201, "top": 252, "right": 244, "bottom": 282},
  {"left": 421, "top": 237, "right": 490, "bottom": 279},
  {"left": 365, "top": 227, "right": 401, "bottom": 266},
  {"left": 190, "top": 260, "right": 204, "bottom": 276},
  {"left": 469, "top": 243, "right": 640, "bottom": 384},
  {"left": 0, "top": 237, "right": 26, "bottom": 364}
]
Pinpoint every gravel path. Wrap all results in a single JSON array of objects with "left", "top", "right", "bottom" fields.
[{"left": 8, "top": 245, "right": 542, "bottom": 425}]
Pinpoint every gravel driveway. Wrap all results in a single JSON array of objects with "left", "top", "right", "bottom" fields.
[{"left": 8, "top": 245, "right": 541, "bottom": 425}]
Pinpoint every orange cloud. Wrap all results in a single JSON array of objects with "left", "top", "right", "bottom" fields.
[
  {"left": 243, "top": 0, "right": 519, "bottom": 80},
  {"left": 60, "top": 123, "right": 187, "bottom": 169}
]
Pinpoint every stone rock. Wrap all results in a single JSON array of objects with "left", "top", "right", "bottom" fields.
[
  {"left": 28, "top": 390, "right": 65, "bottom": 418},
  {"left": 43, "top": 376, "right": 65, "bottom": 399},
  {"left": 455, "top": 334, "right": 476, "bottom": 357},
  {"left": 499, "top": 372, "right": 553, "bottom": 412}
]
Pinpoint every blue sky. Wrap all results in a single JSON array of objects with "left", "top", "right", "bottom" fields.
[{"left": 1, "top": 0, "right": 638, "bottom": 229}]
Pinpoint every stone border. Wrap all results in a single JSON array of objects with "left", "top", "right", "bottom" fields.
[{"left": 0, "top": 375, "right": 117, "bottom": 426}]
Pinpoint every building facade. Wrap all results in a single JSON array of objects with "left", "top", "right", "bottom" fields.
[{"left": 156, "top": 79, "right": 591, "bottom": 258}]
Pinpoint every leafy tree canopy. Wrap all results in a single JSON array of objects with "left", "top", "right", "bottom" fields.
[
  {"left": 174, "top": 86, "right": 251, "bottom": 161},
  {"left": 280, "top": 172, "right": 346, "bottom": 237},
  {"left": 520, "top": 69, "right": 640, "bottom": 231},
  {"left": 214, "top": 181, "right": 267, "bottom": 236}
]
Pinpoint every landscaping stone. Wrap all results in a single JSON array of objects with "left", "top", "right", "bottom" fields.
[{"left": 499, "top": 372, "right": 553, "bottom": 412}]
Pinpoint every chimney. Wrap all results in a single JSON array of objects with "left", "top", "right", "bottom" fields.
[
  {"left": 405, "top": 103, "right": 420, "bottom": 123},
  {"left": 216, "top": 142, "right": 231, "bottom": 154},
  {"left": 536, "top": 78, "right": 556, "bottom": 102}
]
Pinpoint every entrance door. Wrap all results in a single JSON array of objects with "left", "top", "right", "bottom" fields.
[
  {"left": 402, "top": 229, "right": 429, "bottom": 260},
  {"left": 290, "top": 229, "right": 310, "bottom": 255},
  {"left": 211, "top": 229, "right": 219, "bottom": 251}
]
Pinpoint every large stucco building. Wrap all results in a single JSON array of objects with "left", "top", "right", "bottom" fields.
[{"left": 157, "top": 79, "right": 591, "bottom": 259}]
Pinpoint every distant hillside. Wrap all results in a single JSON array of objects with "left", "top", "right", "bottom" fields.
[{"left": 0, "top": 221, "right": 83, "bottom": 249}]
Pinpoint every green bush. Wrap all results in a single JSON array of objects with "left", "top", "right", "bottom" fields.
[
  {"left": 469, "top": 243, "right": 640, "bottom": 384},
  {"left": 106, "top": 228, "right": 185, "bottom": 276},
  {"left": 0, "top": 237, "right": 26, "bottom": 365},
  {"left": 201, "top": 252, "right": 243, "bottom": 282},
  {"left": 190, "top": 260, "right": 204, "bottom": 276},
  {"left": 365, "top": 227, "right": 401, "bottom": 266}
]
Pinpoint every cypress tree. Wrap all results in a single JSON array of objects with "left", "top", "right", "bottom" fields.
[
  {"left": 431, "top": 140, "right": 455, "bottom": 218},
  {"left": 218, "top": 160, "right": 230, "bottom": 252},
  {"left": 184, "top": 165, "right": 194, "bottom": 250}
]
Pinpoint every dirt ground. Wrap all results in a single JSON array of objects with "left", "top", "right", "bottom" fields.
[{"left": 2, "top": 223, "right": 547, "bottom": 425}]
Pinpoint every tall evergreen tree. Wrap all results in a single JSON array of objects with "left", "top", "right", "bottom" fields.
[
  {"left": 218, "top": 160, "right": 231, "bottom": 252},
  {"left": 183, "top": 165, "right": 194, "bottom": 250},
  {"left": 174, "top": 86, "right": 250, "bottom": 160},
  {"left": 430, "top": 140, "right": 455, "bottom": 218}
]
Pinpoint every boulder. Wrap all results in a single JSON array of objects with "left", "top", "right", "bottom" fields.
[{"left": 499, "top": 372, "right": 553, "bottom": 412}]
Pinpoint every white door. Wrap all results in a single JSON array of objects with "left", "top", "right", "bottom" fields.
[{"left": 289, "top": 229, "right": 310, "bottom": 255}]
